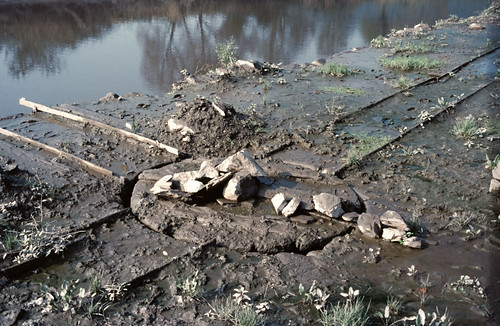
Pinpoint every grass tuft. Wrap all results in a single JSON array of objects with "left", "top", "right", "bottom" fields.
[{"left": 380, "top": 56, "right": 440, "bottom": 71}]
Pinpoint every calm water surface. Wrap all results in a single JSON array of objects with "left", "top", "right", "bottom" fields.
[{"left": 0, "top": 0, "right": 491, "bottom": 117}]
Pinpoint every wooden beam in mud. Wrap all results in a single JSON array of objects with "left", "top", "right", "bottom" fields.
[
  {"left": 19, "top": 98, "right": 180, "bottom": 156},
  {"left": 0, "top": 127, "right": 117, "bottom": 179}
]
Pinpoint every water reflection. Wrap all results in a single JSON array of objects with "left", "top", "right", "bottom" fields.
[{"left": 0, "top": 0, "right": 490, "bottom": 115}]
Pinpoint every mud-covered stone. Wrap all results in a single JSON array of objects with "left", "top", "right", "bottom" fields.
[
  {"left": 403, "top": 236, "right": 424, "bottom": 249},
  {"left": 168, "top": 118, "right": 195, "bottom": 134},
  {"left": 357, "top": 213, "right": 382, "bottom": 238},
  {"left": 313, "top": 193, "right": 344, "bottom": 218},
  {"left": 489, "top": 178, "right": 500, "bottom": 194},
  {"left": 222, "top": 171, "right": 258, "bottom": 201},
  {"left": 380, "top": 210, "right": 409, "bottom": 231},
  {"left": 492, "top": 164, "right": 500, "bottom": 180}
]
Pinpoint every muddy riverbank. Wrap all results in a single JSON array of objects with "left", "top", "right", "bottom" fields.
[{"left": 1, "top": 2, "right": 500, "bottom": 325}]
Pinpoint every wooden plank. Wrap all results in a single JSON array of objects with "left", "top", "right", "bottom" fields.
[
  {"left": 19, "top": 98, "right": 180, "bottom": 156},
  {"left": 0, "top": 127, "right": 117, "bottom": 179}
]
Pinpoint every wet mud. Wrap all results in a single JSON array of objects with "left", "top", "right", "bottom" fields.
[{"left": 1, "top": 4, "right": 500, "bottom": 326}]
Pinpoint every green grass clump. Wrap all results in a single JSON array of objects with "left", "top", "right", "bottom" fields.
[
  {"left": 380, "top": 56, "right": 440, "bottom": 71},
  {"left": 321, "top": 86, "right": 364, "bottom": 95},
  {"left": 392, "top": 41, "right": 433, "bottom": 54},
  {"left": 320, "top": 63, "right": 353, "bottom": 77},
  {"left": 451, "top": 115, "right": 481, "bottom": 138},
  {"left": 345, "top": 134, "right": 392, "bottom": 165},
  {"left": 370, "top": 35, "right": 390, "bottom": 48},
  {"left": 318, "top": 298, "right": 369, "bottom": 326},
  {"left": 391, "top": 76, "right": 412, "bottom": 89},
  {"left": 216, "top": 36, "right": 239, "bottom": 67}
]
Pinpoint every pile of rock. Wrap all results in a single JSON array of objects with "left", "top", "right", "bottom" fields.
[
  {"left": 488, "top": 164, "right": 500, "bottom": 194},
  {"left": 148, "top": 148, "right": 423, "bottom": 249},
  {"left": 150, "top": 149, "right": 264, "bottom": 203}
]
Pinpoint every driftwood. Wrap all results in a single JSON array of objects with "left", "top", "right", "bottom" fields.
[
  {"left": 0, "top": 127, "right": 118, "bottom": 179},
  {"left": 19, "top": 98, "right": 180, "bottom": 156}
]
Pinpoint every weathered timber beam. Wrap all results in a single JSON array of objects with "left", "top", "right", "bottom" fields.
[
  {"left": 19, "top": 98, "right": 180, "bottom": 156},
  {"left": 0, "top": 127, "right": 118, "bottom": 179}
]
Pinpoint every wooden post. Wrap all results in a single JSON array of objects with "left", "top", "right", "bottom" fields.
[{"left": 19, "top": 98, "right": 180, "bottom": 156}]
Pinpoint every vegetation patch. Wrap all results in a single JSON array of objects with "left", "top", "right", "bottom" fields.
[
  {"left": 321, "top": 85, "right": 364, "bottom": 95},
  {"left": 345, "top": 134, "right": 392, "bottom": 165},
  {"left": 216, "top": 36, "right": 239, "bottom": 67},
  {"left": 380, "top": 56, "right": 441, "bottom": 71},
  {"left": 319, "top": 63, "right": 354, "bottom": 77}
]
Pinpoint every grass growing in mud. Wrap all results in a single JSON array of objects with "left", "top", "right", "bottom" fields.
[
  {"left": 345, "top": 134, "right": 392, "bottom": 166},
  {"left": 216, "top": 36, "right": 239, "bottom": 67},
  {"left": 321, "top": 85, "right": 364, "bottom": 95},
  {"left": 319, "top": 63, "right": 354, "bottom": 77},
  {"left": 380, "top": 56, "right": 441, "bottom": 71}
]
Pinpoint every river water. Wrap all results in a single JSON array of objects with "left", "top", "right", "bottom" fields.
[{"left": 0, "top": 0, "right": 491, "bottom": 117}]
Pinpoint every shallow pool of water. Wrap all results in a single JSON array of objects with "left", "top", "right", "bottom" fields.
[{"left": 0, "top": 0, "right": 490, "bottom": 117}]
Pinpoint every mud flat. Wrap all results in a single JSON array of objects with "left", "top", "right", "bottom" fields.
[{"left": 1, "top": 3, "right": 500, "bottom": 325}]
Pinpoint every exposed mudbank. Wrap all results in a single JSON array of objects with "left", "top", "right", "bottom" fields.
[{"left": 1, "top": 3, "right": 500, "bottom": 325}]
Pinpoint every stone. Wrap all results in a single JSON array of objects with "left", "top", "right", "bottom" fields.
[
  {"left": 150, "top": 175, "right": 173, "bottom": 194},
  {"left": 100, "top": 92, "right": 119, "bottom": 101},
  {"left": 492, "top": 164, "right": 500, "bottom": 180},
  {"left": 469, "top": 23, "right": 484, "bottom": 30},
  {"left": 271, "top": 193, "right": 287, "bottom": 214},
  {"left": 341, "top": 212, "right": 359, "bottom": 222},
  {"left": 382, "top": 228, "right": 406, "bottom": 242},
  {"left": 357, "top": 213, "right": 382, "bottom": 238},
  {"left": 172, "top": 171, "right": 198, "bottom": 185},
  {"left": 167, "top": 118, "right": 195, "bottom": 134},
  {"left": 235, "top": 60, "right": 262, "bottom": 72},
  {"left": 205, "top": 172, "right": 234, "bottom": 193},
  {"left": 181, "top": 179, "right": 205, "bottom": 194},
  {"left": 313, "top": 193, "right": 344, "bottom": 218},
  {"left": 282, "top": 198, "right": 301, "bottom": 217},
  {"left": 222, "top": 171, "right": 258, "bottom": 201},
  {"left": 217, "top": 149, "right": 267, "bottom": 177},
  {"left": 403, "top": 236, "right": 424, "bottom": 249},
  {"left": 414, "top": 23, "right": 431, "bottom": 31},
  {"left": 380, "top": 210, "right": 409, "bottom": 231},
  {"left": 489, "top": 178, "right": 500, "bottom": 194},
  {"left": 290, "top": 215, "right": 316, "bottom": 225},
  {"left": 312, "top": 58, "right": 326, "bottom": 66},
  {"left": 197, "top": 160, "right": 220, "bottom": 181},
  {"left": 216, "top": 198, "right": 240, "bottom": 206}
]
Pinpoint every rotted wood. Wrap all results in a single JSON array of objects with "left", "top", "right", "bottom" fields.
[{"left": 19, "top": 98, "right": 180, "bottom": 156}]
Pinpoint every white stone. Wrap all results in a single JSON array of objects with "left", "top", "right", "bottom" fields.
[
  {"left": 313, "top": 193, "right": 344, "bottom": 218},
  {"left": 469, "top": 23, "right": 484, "bottom": 30},
  {"left": 167, "top": 118, "right": 195, "bottom": 134},
  {"left": 217, "top": 149, "right": 266, "bottom": 177},
  {"left": 197, "top": 160, "right": 220, "bottom": 180},
  {"left": 271, "top": 193, "right": 287, "bottom": 215},
  {"left": 382, "top": 228, "right": 406, "bottom": 242},
  {"left": 282, "top": 198, "right": 301, "bottom": 217},
  {"left": 380, "top": 210, "right": 409, "bottom": 231},
  {"left": 150, "top": 175, "right": 173, "bottom": 194},
  {"left": 181, "top": 180, "right": 205, "bottom": 194}
]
